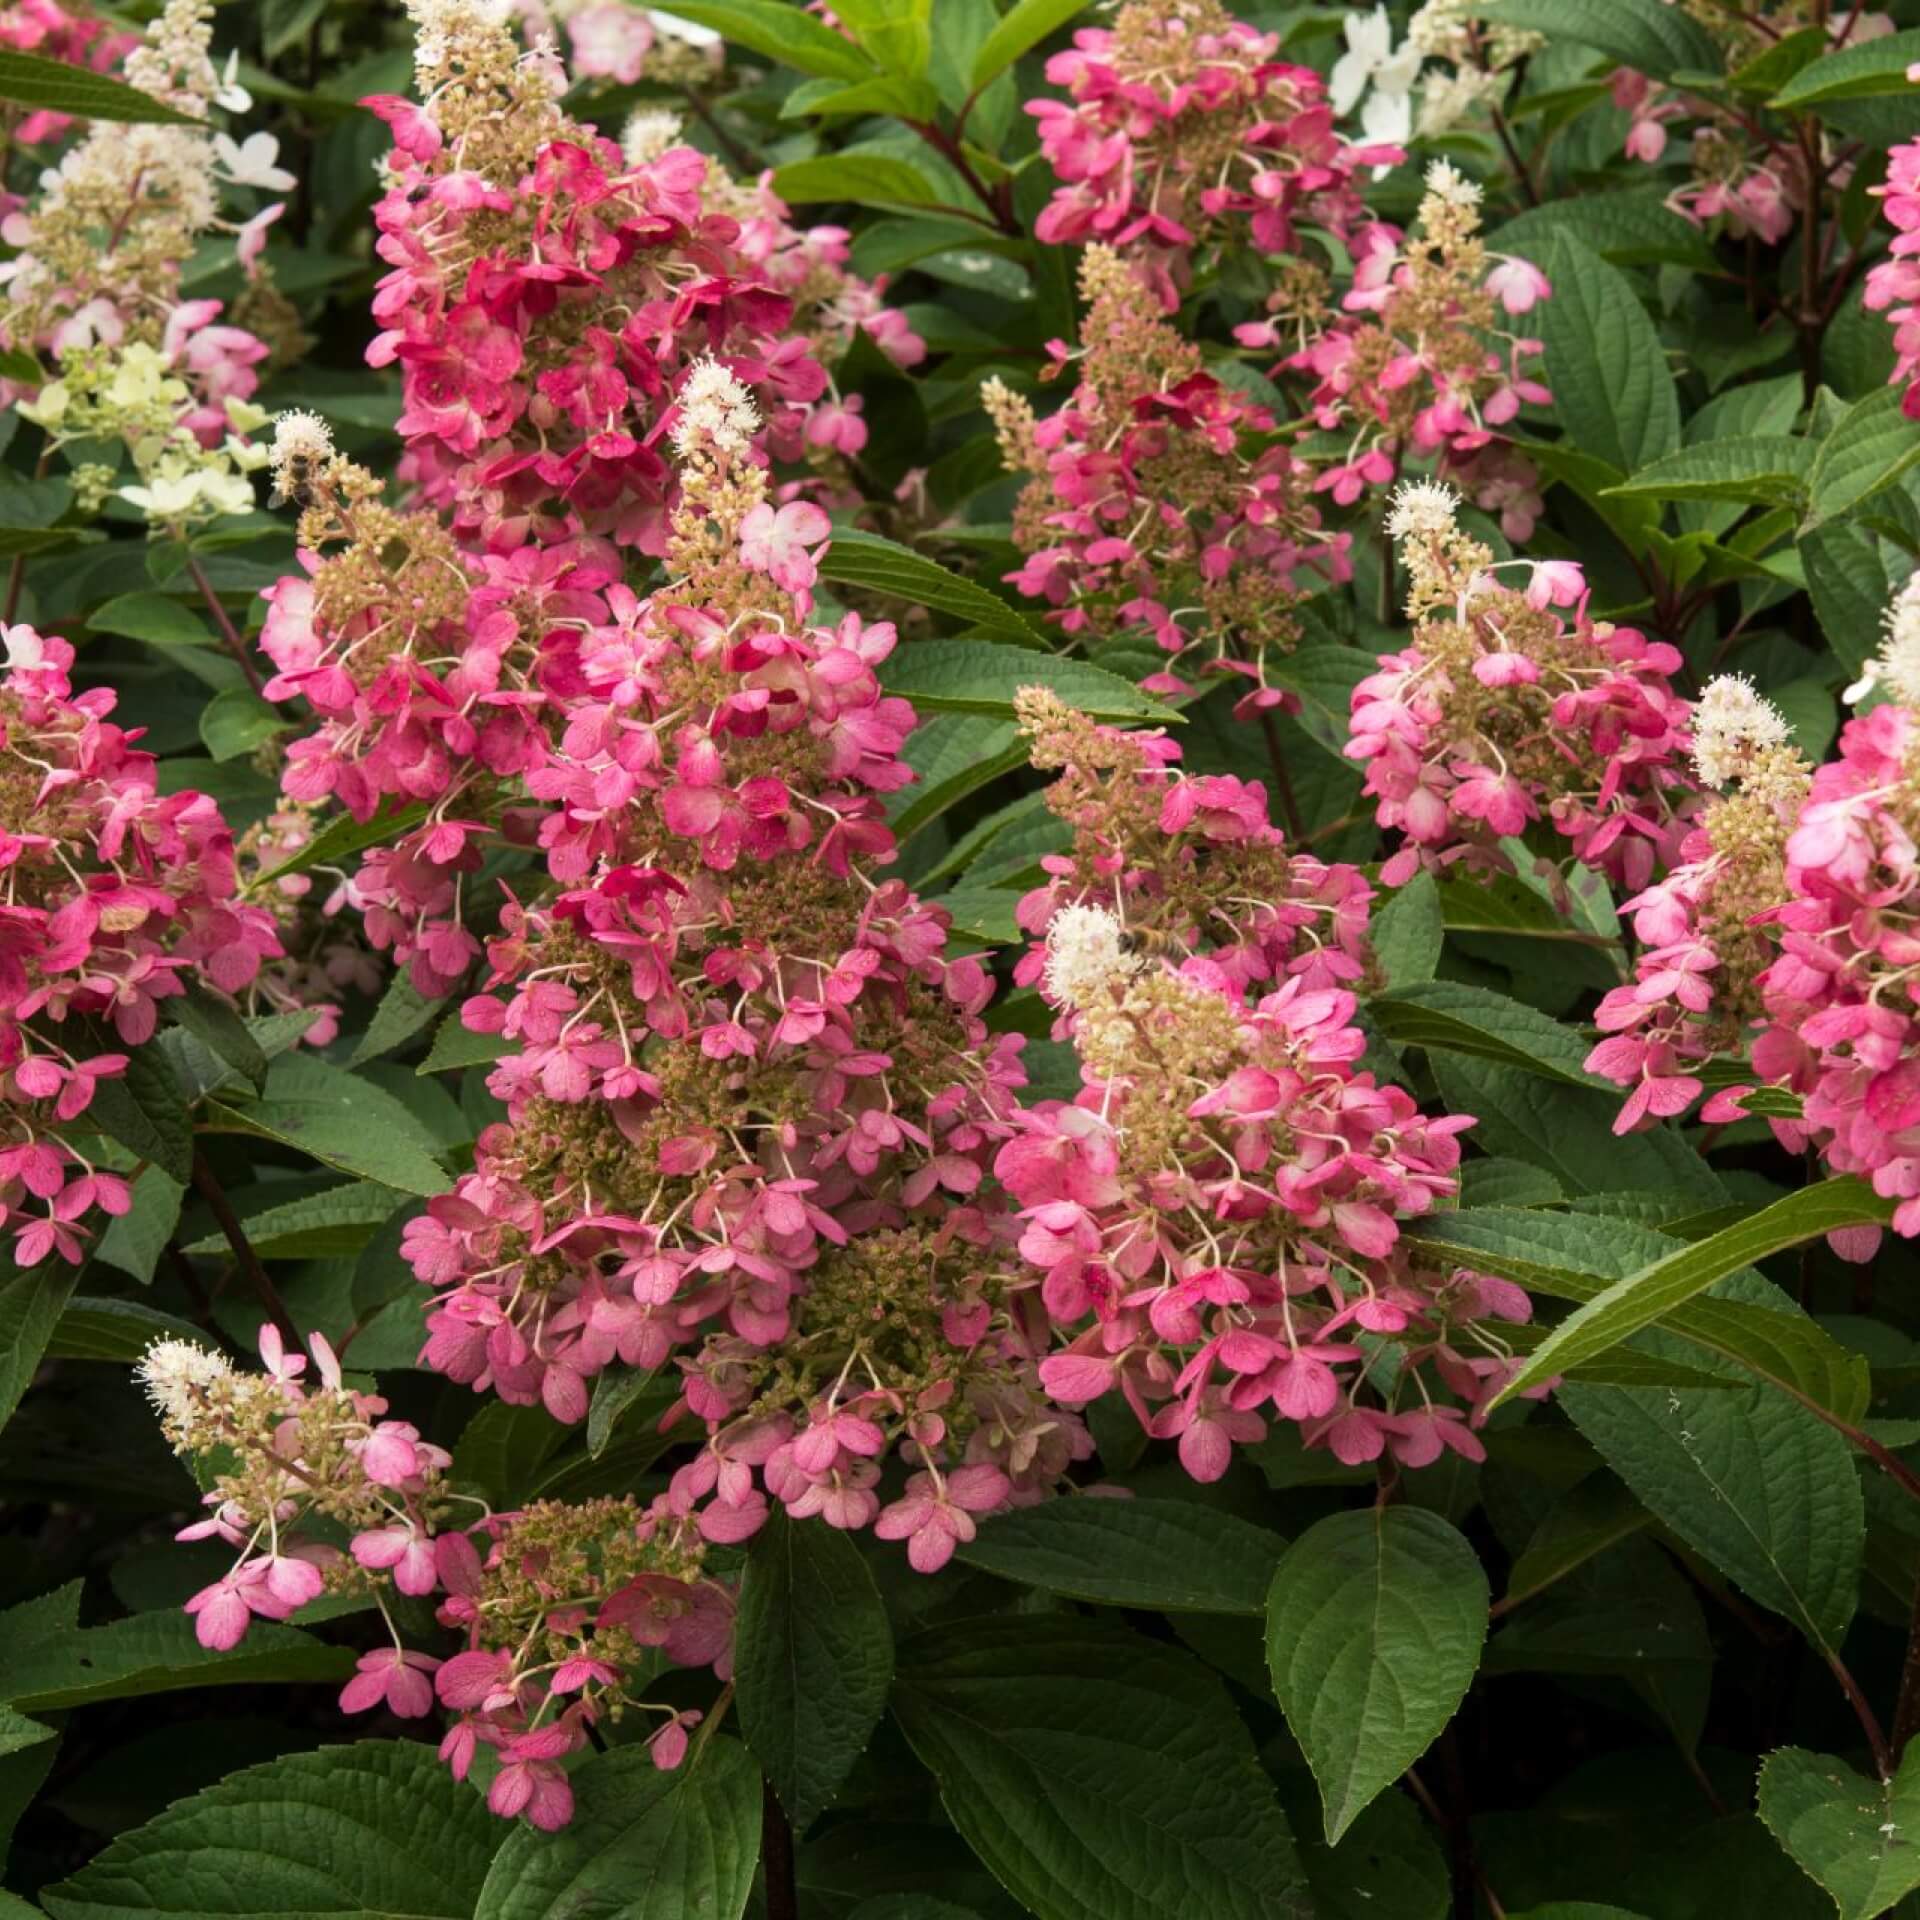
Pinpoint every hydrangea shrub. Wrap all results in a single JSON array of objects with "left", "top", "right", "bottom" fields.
[{"left": 4, "top": 1, "right": 1920, "bottom": 1916}]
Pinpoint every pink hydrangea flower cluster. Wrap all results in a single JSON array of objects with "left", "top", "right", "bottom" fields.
[
  {"left": 274, "top": 347, "right": 1082, "bottom": 1570},
  {"left": 139, "top": 1327, "right": 728, "bottom": 1826},
  {"left": 0, "top": 624, "right": 279, "bottom": 1266},
  {"left": 1258, "top": 160, "right": 1552, "bottom": 535},
  {"left": 1027, "top": 0, "right": 1395, "bottom": 308},
  {"left": 1750, "top": 692, "right": 1920, "bottom": 1245},
  {"left": 1867, "top": 139, "right": 1920, "bottom": 422},
  {"left": 986, "top": 245, "right": 1348, "bottom": 710},
  {"left": 1001, "top": 689, "right": 1534, "bottom": 1477},
  {"left": 360, "top": 7, "right": 920, "bottom": 558},
  {"left": 1585, "top": 677, "right": 1809, "bottom": 1135},
  {"left": 1346, "top": 482, "right": 1693, "bottom": 893},
  {"left": 1609, "top": 8, "right": 1893, "bottom": 246}
]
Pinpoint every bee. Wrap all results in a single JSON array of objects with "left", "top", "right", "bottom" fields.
[
  {"left": 1117, "top": 923, "right": 1184, "bottom": 961},
  {"left": 270, "top": 452, "right": 320, "bottom": 512}
]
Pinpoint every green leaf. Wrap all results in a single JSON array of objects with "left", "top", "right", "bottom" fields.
[
  {"left": 351, "top": 973, "right": 444, "bottom": 1065},
  {"left": 0, "top": 1264, "right": 79, "bottom": 1435},
  {"left": 199, "top": 687, "right": 290, "bottom": 762},
  {"left": 167, "top": 989, "right": 268, "bottom": 1092},
  {"left": 1537, "top": 234, "right": 1681, "bottom": 479},
  {"left": 0, "top": 1707, "right": 53, "bottom": 1761},
  {"left": 1561, "top": 1374, "right": 1862, "bottom": 1661},
  {"left": 896, "top": 1617, "right": 1307, "bottom": 1920},
  {"left": 1757, "top": 1745, "right": 1920, "bottom": 1920},
  {"left": 84, "top": 1042, "right": 193, "bottom": 1184},
  {"left": 1428, "top": 1057, "right": 1722, "bottom": 1209},
  {"left": 1488, "top": 190, "right": 1719, "bottom": 274},
  {"left": 833, "top": 0, "right": 930, "bottom": 78},
  {"left": 1266, "top": 1508, "right": 1488, "bottom": 1844},
  {"left": 90, "top": 592, "right": 218, "bottom": 647},
  {"left": 1772, "top": 26, "right": 1920, "bottom": 106},
  {"left": 636, "top": 0, "right": 875, "bottom": 77},
  {"left": 955, "top": 1496, "right": 1283, "bottom": 1614},
  {"left": 251, "top": 801, "right": 432, "bottom": 888},
  {"left": 969, "top": 0, "right": 1085, "bottom": 88},
  {"left": 202, "top": 1055, "right": 452, "bottom": 1196},
  {"left": 1727, "top": 25, "right": 1827, "bottom": 98},
  {"left": 474, "top": 1739, "right": 758, "bottom": 1920},
  {"left": 1605, "top": 436, "right": 1814, "bottom": 509},
  {"left": 48, "top": 1297, "right": 202, "bottom": 1362},
  {"left": 931, "top": 882, "right": 1022, "bottom": 944},
  {"left": 820, "top": 529, "right": 1047, "bottom": 646},
  {"left": 93, "top": 1167, "right": 187, "bottom": 1285},
  {"left": 773, "top": 150, "right": 946, "bottom": 212},
  {"left": 1371, "top": 872, "right": 1442, "bottom": 989},
  {"left": 889, "top": 714, "right": 1026, "bottom": 842},
  {"left": 1475, "top": 0, "right": 1721, "bottom": 73},
  {"left": 3, "top": 1611, "right": 351, "bottom": 1713},
  {"left": 1806, "top": 386, "right": 1920, "bottom": 527},
  {"left": 734, "top": 1510, "right": 894, "bottom": 1828},
  {"left": 1801, "top": 519, "right": 1894, "bottom": 676},
  {"left": 585, "top": 1364, "right": 658, "bottom": 1457},
  {"left": 1489, "top": 1177, "right": 1895, "bottom": 1408},
  {"left": 40, "top": 1740, "right": 501, "bottom": 1919},
  {"left": 1401, "top": 1207, "right": 1871, "bottom": 1420},
  {"left": 783, "top": 72, "right": 940, "bottom": 118},
  {"left": 0, "top": 47, "right": 196, "bottom": 123},
  {"left": 454, "top": 1400, "right": 571, "bottom": 1505},
  {"left": 1369, "top": 981, "right": 1604, "bottom": 1087},
  {"left": 1501, "top": 1472, "right": 1649, "bottom": 1610},
  {"left": 0, "top": 526, "right": 86, "bottom": 558},
  {"left": 419, "top": 1009, "right": 512, "bottom": 1074},
  {"left": 182, "top": 1180, "right": 404, "bottom": 1260},
  {"left": 881, "top": 638, "right": 1175, "bottom": 725}
]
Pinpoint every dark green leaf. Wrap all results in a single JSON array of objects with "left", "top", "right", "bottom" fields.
[
  {"left": 1490, "top": 1177, "right": 1894, "bottom": 1407},
  {"left": 5, "top": 1611, "right": 351, "bottom": 1714},
  {"left": 252, "top": 802, "right": 433, "bottom": 888},
  {"left": 199, "top": 687, "right": 290, "bottom": 762},
  {"left": 83, "top": 1043, "right": 193, "bottom": 1185},
  {"left": 1371, "top": 872, "right": 1443, "bottom": 989},
  {"left": 40, "top": 1740, "right": 500, "bottom": 1919},
  {"left": 351, "top": 973, "right": 444, "bottom": 1065},
  {"left": 955, "top": 1496, "right": 1284, "bottom": 1614},
  {"left": 881, "top": 637, "right": 1175, "bottom": 724},
  {"left": 1266, "top": 1509, "right": 1488, "bottom": 1844},
  {"left": 0, "top": 1263, "right": 79, "bottom": 1434},
  {"left": 1476, "top": 0, "right": 1721, "bottom": 73},
  {"left": 0, "top": 48, "right": 196, "bottom": 123},
  {"left": 1369, "top": 981, "right": 1604, "bottom": 1087},
  {"left": 1756, "top": 1745, "right": 1920, "bottom": 1920},
  {"left": 474, "top": 1739, "right": 758, "bottom": 1920},
  {"left": 969, "top": 0, "right": 1086, "bottom": 88},
  {"left": 167, "top": 989, "right": 268, "bottom": 1092},
  {"left": 1772, "top": 26, "right": 1920, "bottom": 106},
  {"left": 896, "top": 1617, "right": 1307, "bottom": 1920},
  {"left": 821, "top": 530, "right": 1048, "bottom": 645},
  {"left": 735, "top": 1510, "right": 895, "bottom": 1828},
  {"left": 636, "top": 0, "right": 874, "bottom": 77},
  {"left": 202, "top": 1055, "right": 451, "bottom": 1196},
  {"left": 774, "top": 150, "right": 946, "bottom": 212},
  {"left": 1537, "top": 234, "right": 1681, "bottom": 478},
  {"left": 1561, "top": 1374, "right": 1862, "bottom": 1661},
  {"left": 419, "top": 1009, "right": 512, "bottom": 1075},
  {"left": 1605, "top": 436, "right": 1814, "bottom": 509}
]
